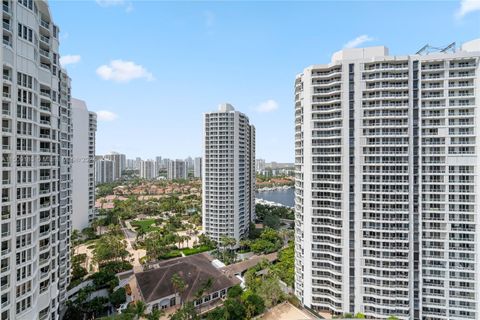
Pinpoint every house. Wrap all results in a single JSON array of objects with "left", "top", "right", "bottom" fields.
[{"left": 134, "top": 253, "right": 240, "bottom": 312}]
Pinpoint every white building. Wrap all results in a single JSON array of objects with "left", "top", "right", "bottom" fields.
[
  {"left": 194, "top": 157, "right": 202, "bottom": 178},
  {"left": 0, "top": 1, "right": 73, "bottom": 319},
  {"left": 104, "top": 151, "right": 126, "bottom": 180},
  {"left": 202, "top": 103, "right": 255, "bottom": 243},
  {"left": 167, "top": 159, "right": 187, "bottom": 180},
  {"left": 255, "top": 159, "right": 266, "bottom": 173},
  {"left": 72, "top": 98, "right": 97, "bottom": 231},
  {"left": 155, "top": 156, "right": 162, "bottom": 170},
  {"left": 140, "top": 159, "right": 157, "bottom": 180},
  {"left": 95, "top": 158, "right": 114, "bottom": 184},
  {"left": 294, "top": 39, "right": 480, "bottom": 320}
]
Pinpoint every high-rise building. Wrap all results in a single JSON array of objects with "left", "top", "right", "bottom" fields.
[
  {"left": 167, "top": 159, "right": 187, "bottom": 180},
  {"left": 155, "top": 156, "right": 162, "bottom": 170},
  {"left": 140, "top": 160, "right": 157, "bottom": 180},
  {"left": 185, "top": 156, "right": 194, "bottom": 170},
  {"left": 202, "top": 103, "right": 255, "bottom": 243},
  {"left": 255, "top": 159, "right": 266, "bottom": 173},
  {"left": 95, "top": 158, "right": 114, "bottom": 184},
  {"left": 294, "top": 40, "right": 480, "bottom": 320},
  {"left": 0, "top": 1, "right": 73, "bottom": 318},
  {"left": 72, "top": 98, "right": 97, "bottom": 230},
  {"left": 194, "top": 157, "right": 202, "bottom": 178},
  {"left": 104, "top": 151, "right": 126, "bottom": 180},
  {"left": 126, "top": 158, "right": 135, "bottom": 170}
]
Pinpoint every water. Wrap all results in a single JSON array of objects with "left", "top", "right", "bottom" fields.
[{"left": 256, "top": 187, "right": 295, "bottom": 207}]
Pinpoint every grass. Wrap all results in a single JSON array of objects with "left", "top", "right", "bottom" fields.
[
  {"left": 131, "top": 219, "right": 160, "bottom": 233},
  {"left": 158, "top": 250, "right": 182, "bottom": 260},
  {"left": 182, "top": 245, "right": 214, "bottom": 256}
]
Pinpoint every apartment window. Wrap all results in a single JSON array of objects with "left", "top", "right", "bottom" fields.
[{"left": 16, "top": 296, "right": 31, "bottom": 314}]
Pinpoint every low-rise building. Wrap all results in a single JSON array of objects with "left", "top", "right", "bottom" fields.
[{"left": 134, "top": 253, "right": 240, "bottom": 312}]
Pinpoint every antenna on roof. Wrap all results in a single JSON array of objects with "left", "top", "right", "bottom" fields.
[
  {"left": 416, "top": 42, "right": 456, "bottom": 55},
  {"left": 416, "top": 44, "right": 429, "bottom": 55},
  {"left": 440, "top": 42, "right": 456, "bottom": 53}
]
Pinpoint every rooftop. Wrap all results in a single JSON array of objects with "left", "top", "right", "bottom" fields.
[{"left": 135, "top": 253, "right": 240, "bottom": 303}]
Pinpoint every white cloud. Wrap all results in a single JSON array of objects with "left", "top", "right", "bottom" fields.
[
  {"left": 204, "top": 10, "right": 215, "bottom": 28},
  {"left": 59, "top": 55, "right": 81, "bottom": 67},
  {"left": 456, "top": 0, "right": 480, "bottom": 18},
  {"left": 96, "top": 0, "right": 133, "bottom": 12},
  {"left": 96, "top": 60, "right": 154, "bottom": 83},
  {"left": 96, "top": 110, "right": 118, "bottom": 122},
  {"left": 255, "top": 100, "right": 279, "bottom": 113},
  {"left": 343, "top": 34, "right": 375, "bottom": 49}
]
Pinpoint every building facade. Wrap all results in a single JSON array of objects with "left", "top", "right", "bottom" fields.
[
  {"left": 104, "top": 151, "right": 125, "bottom": 180},
  {"left": 167, "top": 159, "right": 187, "bottom": 180},
  {"left": 1, "top": 1, "right": 73, "bottom": 319},
  {"left": 294, "top": 40, "right": 480, "bottom": 320},
  {"left": 95, "top": 158, "right": 114, "bottom": 184},
  {"left": 202, "top": 103, "right": 255, "bottom": 243},
  {"left": 140, "top": 159, "right": 157, "bottom": 180},
  {"left": 194, "top": 157, "right": 202, "bottom": 178},
  {"left": 72, "top": 98, "right": 96, "bottom": 231}
]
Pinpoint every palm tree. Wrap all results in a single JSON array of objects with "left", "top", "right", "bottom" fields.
[
  {"left": 129, "top": 300, "right": 147, "bottom": 320},
  {"left": 146, "top": 308, "right": 165, "bottom": 320},
  {"left": 171, "top": 273, "right": 187, "bottom": 306}
]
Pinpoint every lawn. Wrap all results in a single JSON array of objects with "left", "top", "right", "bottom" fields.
[
  {"left": 131, "top": 219, "right": 160, "bottom": 233},
  {"left": 182, "top": 245, "right": 214, "bottom": 256}
]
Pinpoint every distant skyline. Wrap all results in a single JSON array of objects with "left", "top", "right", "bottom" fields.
[{"left": 51, "top": 0, "right": 480, "bottom": 162}]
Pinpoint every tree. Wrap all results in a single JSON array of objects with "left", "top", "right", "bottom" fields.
[
  {"left": 263, "top": 213, "right": 280, "bottom": 230},
  {"left": 169, "top": 302, "right": 198, "bottom": 320},
  {"left": 242, "top": 291, "right": 265, "bottom": 319},
  {"left": 130, "top": 301, "right": 147, "bottom": 319},
  {"left": 172, "top": 273, "right": 187, "bottom": 306},
  {"left": 256, "top": 276, "right": 284, "bottom": 308},
  {"left": 147, "top": 309, "right": 165, "bottom": 320},
  {"left": 109, "top": 287, "right": 126, "bottom": 307},
  {"left": 205, "top": 307, "right": 228, "bottom": 320},
  {"left": 227, "top": 285, "right": 243, "bottom": 299},
  {"left": 93, "top": 235, "right": 130, "bottom": 264},
  {"left": 224, "top": 298, "right": 246, "bottom": 320}
]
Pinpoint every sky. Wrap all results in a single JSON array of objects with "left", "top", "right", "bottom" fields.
[{"left": 50, "top": 0, "right": 480, "bottom": 162}]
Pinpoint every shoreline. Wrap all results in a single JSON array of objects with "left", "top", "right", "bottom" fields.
[
  {"left": 255, "top": 198, "right": 294, "bottom": 209},
  {"left": 256, "top": 185, "right": 294, "bottom": 192}
]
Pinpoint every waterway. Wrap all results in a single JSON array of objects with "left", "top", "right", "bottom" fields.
[{"left": 256, "top": 187, "right": 295, "bottom": 207}]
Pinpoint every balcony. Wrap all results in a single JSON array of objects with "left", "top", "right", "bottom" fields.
[{"left": 40, "top": 19, "right": 50, "bottom": 29}]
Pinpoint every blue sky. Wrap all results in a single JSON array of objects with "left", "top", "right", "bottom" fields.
[{"left": 51, "top": 0, "right": 480, "bottom": 162}]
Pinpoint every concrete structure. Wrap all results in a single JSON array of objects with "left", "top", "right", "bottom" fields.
[
  {"left": 294, "top": 40, "right": 480, "bottom": 320},
  {"left": 194, "top": 157, "right": 202, "bottom": 178},
  {"left": 185, "top": 156, "right": 194, "bottom": 170},
  {"left": 202, "top": 103, "right": 256, "bottom": 243},
  {"left": 72, "top": 98, "right": 97, "bottom": 230},
  {"left": 95, "top": 158, "right": 114, "bottom": 184},
  {"left": 140, "top": 160, "right": 157, "bottom": 180},
  {"left": 104, "top": 151, "right": 126, "bottom": 180},
  {"left": 0, "top": 1, "right": 73, "bottom": 319},
  {"left": 167, "top": 159, "right": 187, "bottom": 180}
]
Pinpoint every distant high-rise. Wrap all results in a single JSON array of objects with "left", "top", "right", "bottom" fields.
[
  {"left": 126, "top": 159, "right": 135, "bottom": 170},
  {"left": 194, "top": 157, "right": 202, "bottom": 178},
  {"left": 0, "top": 1, "right": 73, "bottom": 318},
  {"left": 72, "top": 98, "right": 97, "bottom": 230},
  {"left": 104, "top": 151, "right": 126, "bottom": 180},
  {"left": 185, "top": 156, "right": 194, "bottom": 170},
  {"left": 294, "top": 40, "right": 480, "bottom": 320},
  {"left": 95, "top": 158, "right": 114, "bottom": 183},
  {"left": 202, "top": 103, "right": 255, "bottom": 243},
  {"left": 155, "top": 156, "right": 162, "bottom": 170},
  {"left": 140, "top": 160, "right": 157, "bottom": 180},
  {"left": 255, "top": 159, "right": 266, "bottom": 173},
  {"left": 167, "top": 159, "right": 187, "bottom": 180}
]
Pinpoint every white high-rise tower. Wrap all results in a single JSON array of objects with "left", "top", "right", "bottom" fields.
[
  {"left": 202, "top": 103, "right": 255, "bottom": 243},
  {"left": 295, "top": 39, "right": 480, "bottom": 320},
  {"left": 72, "top": 98, "right": 97, "bottom": 231},
  {"left": 1, "top": 1, "right": 73, "bottom": 319}
]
